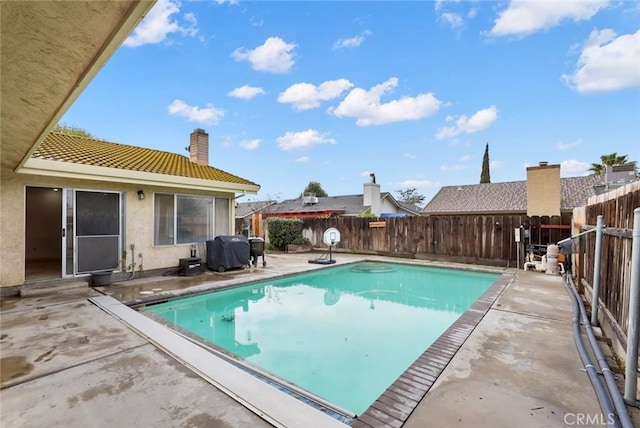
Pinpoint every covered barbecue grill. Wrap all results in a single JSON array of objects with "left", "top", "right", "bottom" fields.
[
  {"left": 248, "top": 237, "right": 266, "bottom": 268},
  {"left": 206, "top": 235, "right": 249, "bottom": 272}
]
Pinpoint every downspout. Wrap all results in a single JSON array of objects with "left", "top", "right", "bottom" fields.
[{"left": 624, "top": 207, "right": 640, "bottom": 406}]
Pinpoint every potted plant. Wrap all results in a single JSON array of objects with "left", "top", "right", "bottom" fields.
[{"left": 90, "top": 270, "right": 113, "bottom": 286}]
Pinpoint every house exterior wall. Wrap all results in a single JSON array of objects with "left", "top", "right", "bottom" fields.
[
  {"left": 526, "top": 163, "right": 561, "bottom": 216},
  {"left": 380, "top": 198, "right": 400, "bottom": 214},
  {"left": 0, "top": 168, "right": 235, "bottom": 290}
]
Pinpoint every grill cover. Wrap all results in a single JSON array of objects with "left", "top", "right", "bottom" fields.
[{"left": 206, "top": 235, "right": 249, "bottom": 272}]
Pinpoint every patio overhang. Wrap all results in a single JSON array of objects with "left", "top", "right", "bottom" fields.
[{"left": 1, "top": 0, "right": 156, "bottom": 173}]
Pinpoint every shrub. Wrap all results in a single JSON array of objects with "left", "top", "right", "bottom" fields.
[{"left": 267, "top": 218, "right": 305, "bottom": 251}]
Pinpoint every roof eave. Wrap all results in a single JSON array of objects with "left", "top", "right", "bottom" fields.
[
  {"left": 422, "top": 210, "right": 527, "bottom": 216},
  {"left": 19, "top": 159, "right": 260, "bottom": 194}
]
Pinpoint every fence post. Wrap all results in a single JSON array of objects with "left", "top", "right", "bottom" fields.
[
  {"left": 624, "top": 208, "right": 640, "bottom": 405},
  {"left": 591, "top": 215, "right": 604, "bottom": 326}
]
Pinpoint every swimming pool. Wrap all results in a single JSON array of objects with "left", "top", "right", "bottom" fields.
[{"left": 144, "top": 261, "right": 500, "bottom": 417}]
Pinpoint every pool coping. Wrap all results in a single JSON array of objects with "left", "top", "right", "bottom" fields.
[
  {"left": 350, "top": 272, "right": 513, "bottom": 428},
  {"left": 89, "top": 294, "right": 347, "bottom": 428},
  {"left": 95, "top": 258, "right": 512, "bottom": 427}
]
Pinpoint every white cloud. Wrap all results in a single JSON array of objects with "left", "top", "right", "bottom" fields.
[
  {"left": 276, "top": 129, "right": 336, "bottom": 151},
  {"left": 555, "top": 139, "right": 583, "bottom": 151},
  {"left": 440, "top": 12, "right": 464, "bottom": 29},
  {"left": 490, "top": 160, "right": 506, "bottom": 170},
  {"left": 561, "top": 159, "right": 591, "bottom": 176},
  {"left": 231, "top": 37, "right": 297, "bottom": 73},
  {"left": 490, "top": 0, "right": 608, "bottom": 37},
  {"left": 562, "top": 29, "right": 640, "bottom": 93},
  {"left": 239, "top": 139, "right": 260, "bottom": 150},
  {"left": 124, "top": 0, "right": 198, "bottom": 47},
  {"left": 435, "top": 106, "right": 498, "bottom": 139},
  {"left": 295, "top": 156, "right": 310, "bottom": 163},
  {"left": 167, "top": 99, "right": 224, "bottom": 125},
  {"left": 228, "top": 85, "right": 266, "bottom": 99},
  {"left": 403, "top": 153, "right": 416, "bottom": 159},
  {"left": 333, "top": 30, "right": 372, "bottom": 49},
  {"left": 396, "top": 179, "right": 439, "bottom": 189},
  {"left": 459, "top": 154, "right": 473, "bottom": 162},
  {"left": 328, "top": 78, "right": 441, "bottom": 126},
  {"left": 278, "top": 79, "right": 354, "bottom": 110},
  {"left": 440, "top": 164, "right": 468, "bottom": 171},
  {"left": 214, "top": 0, "right": 238, "bottom": 4}
]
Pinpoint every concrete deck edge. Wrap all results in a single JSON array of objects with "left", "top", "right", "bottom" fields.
[
  {"left": 89, "top": 295, "right": 347, "bottom": 428},
  {"left": 351, "top": 272, "right": 514, "bottom": 428}
]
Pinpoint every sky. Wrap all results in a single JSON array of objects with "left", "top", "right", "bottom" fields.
[{"left": 60, "top": 0, "right": 640, "bottom": 205}]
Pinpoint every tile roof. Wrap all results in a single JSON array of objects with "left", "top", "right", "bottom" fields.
[
  {"left": 264, "top": 194, "right": 363, "bottom": 216},
  {"left": 235, "top": 200, "right": 277, "bottom": 218},
  {"left": 422, "top": 175, "right": 605, "bottom": 214},
  {"left": 33, "top": 132, "right": 258, "bottom": 186}
]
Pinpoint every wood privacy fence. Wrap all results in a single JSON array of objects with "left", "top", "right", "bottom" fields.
[
  {"left": 237, "top": 214, "right": 572, "bottom": 266},
  {"left": 573, "top": 181, "right": 640, "bottom": 337},
  {"left": 298, "top": 214, "right": 572, "bottom": 267}
]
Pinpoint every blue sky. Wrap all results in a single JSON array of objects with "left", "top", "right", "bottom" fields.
[{"left": 61, "top": 0, "right": 640, "bottom": 204}]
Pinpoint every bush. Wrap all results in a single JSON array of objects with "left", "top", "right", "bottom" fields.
[{"left": 267, "top": 218, "right": 305, "bottom": 251}]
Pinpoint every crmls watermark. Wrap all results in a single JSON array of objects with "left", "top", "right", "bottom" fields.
[{"left": 563, "top": 413, "right": 616, "bottom": 426}]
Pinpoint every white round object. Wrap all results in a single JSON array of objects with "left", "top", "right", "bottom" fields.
[{"left": 323, "top": 227, "right": 341, "bottom": 247}]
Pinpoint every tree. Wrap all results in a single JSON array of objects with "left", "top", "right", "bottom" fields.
[
  {"left": 395, "top": 188, "right": 426, "bottom": 207},
  {"left": 51, "top": 123, "right": 94, "bottom": 138},
  {"left": 588, "top": 152, "right": 630, "bottom": 175},
  {"left": 301, "top": 181, "right": 328, "bottom": 197},
  {"left": 480, "top": 143, "right": 490, "bottom": 184}
]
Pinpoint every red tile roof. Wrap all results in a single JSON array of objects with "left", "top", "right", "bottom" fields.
[{"left": 33, "top": 132, "right": 258, "bottom": 186}]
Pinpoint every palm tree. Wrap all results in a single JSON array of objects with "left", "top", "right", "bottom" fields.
[{"left": 589, "top": 152, "right": 629, "bottom": 175}]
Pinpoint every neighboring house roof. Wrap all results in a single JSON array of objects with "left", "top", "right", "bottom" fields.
[
  {"left": 257, "top": 192, "right": 421, "bottom": 218},
  {"left": 381, "top": 193, "right": 423, "bottom": 216},
  {"left": 263, "top": 195, "right": 361, "bottom": 217},
  {"left": 22, "top": 132, "right": 260, "bottom": 193},
  {"left": 236, "top": 200, "right": 277, "bottom": 219},
  {"left": 422, "top": 175, "right": 606, "bottom": 215}
]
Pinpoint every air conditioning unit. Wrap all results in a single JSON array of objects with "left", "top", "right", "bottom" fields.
[
  {"left": 302, "top": 192, "right": 318, "bottom": 205},
  {"left": 605, "top": 164, "right": 636, "bottom": 184}
]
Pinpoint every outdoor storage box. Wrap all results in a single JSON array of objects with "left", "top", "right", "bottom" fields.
[{"left": 179, "top": 257, "right": 202, "bottom": 276}]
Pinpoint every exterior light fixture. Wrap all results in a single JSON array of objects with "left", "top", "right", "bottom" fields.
[{"left": 137, "top": 190, "right": 145, "bottom": 200}]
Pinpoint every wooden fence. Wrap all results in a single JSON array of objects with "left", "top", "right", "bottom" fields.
[
  {"left": 234, "top": 213, "right": 572, "bottom": 267},
  {"left": 573, "top": 181, "right": 640, "bottom": 337}
]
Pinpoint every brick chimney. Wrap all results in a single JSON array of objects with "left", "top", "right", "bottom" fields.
[
  {"left": 189, "top": 128, "right": 209, "bottom": 166},
  {"left": 526, "top": 161, "right": 561, "bottom": 216}
]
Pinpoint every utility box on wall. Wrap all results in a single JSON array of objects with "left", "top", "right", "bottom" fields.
[{"left": 179, "top": 257, "right": 202, "bottom": 276}]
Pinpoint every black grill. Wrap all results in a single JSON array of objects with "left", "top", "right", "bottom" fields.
[{"left": 249, "top": 237, "right": 266, "bottom": 268}]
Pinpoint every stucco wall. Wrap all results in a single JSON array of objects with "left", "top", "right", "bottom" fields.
[
  {"left": 0, "top": 168, "right": 235, "bottom": 289},
  {"left": 380, "top": 198, "right": 400, "bottom": 214},
  {"left": 526, "top": 164, "right": 561, "bottom": 216}
]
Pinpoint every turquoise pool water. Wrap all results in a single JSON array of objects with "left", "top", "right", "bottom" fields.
[{"left": 145, "top": 262, "right": 499, "bottom": 415}]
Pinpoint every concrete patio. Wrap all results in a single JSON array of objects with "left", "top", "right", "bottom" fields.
[{"left": 1, "top": 253, "right": 637, "bottom": 427}]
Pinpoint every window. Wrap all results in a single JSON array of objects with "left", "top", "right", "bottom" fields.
[
  {"left": 215, "top": 198, "right": 230, "bottom": 235},
  {"left": 154, "top": 193, "right": 229, "bottom": 246}
]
